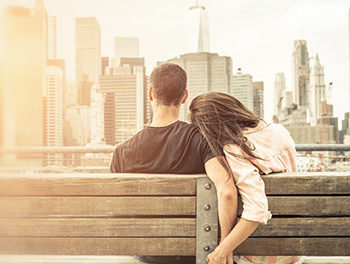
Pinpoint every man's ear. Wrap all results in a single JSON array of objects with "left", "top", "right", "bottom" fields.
[
  {"left": 181, "top": 89, "right": 189, "bottom": 104},
  {"left": 149, "top": 86, "right": 153, "bottom": 102}
]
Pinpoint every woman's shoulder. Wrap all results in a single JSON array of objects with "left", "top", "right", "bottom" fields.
[{"left": 246, "top": 122, "right": 292, "bottom": 139}]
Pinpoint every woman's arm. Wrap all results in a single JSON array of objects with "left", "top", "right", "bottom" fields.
[
  {"left": 207, "top": 148, "right": 271, "bottom": 264},
  {"left": 204, "top": 157, "right": 238, "bottom": 245},
  {"left": 206, "top": 218, "right": 260, "bottom": 264}
]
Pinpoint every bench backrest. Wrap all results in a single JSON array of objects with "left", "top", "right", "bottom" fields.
[
  {"left": 0, "top": 172, "right": 349, "bottom": 263},
  {"left": 237, "top": 172, "right": 350, "bottom": 257}
]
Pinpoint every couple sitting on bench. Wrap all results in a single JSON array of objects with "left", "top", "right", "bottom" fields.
[{"left": 110, "top": 63, "right": 302, "bottom": 264}]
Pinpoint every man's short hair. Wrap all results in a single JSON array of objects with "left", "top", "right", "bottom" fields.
[{"left": 150, "top": 63, "right": 187, "bottom": 106}]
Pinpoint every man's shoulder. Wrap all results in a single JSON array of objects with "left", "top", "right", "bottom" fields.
[
  {"left": 115, "top": 122, "right": 203, "bottom": 152},
  {"left": 176, "top": 121, "right": 200, "bottom": 132},
  {"left": 115, "top": 128, "right": 147, "bottom": 151}
]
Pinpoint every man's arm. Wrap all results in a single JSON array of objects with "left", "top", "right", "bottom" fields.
[{"left": 204, "top": 157, "right": 238, "bottom": 242}]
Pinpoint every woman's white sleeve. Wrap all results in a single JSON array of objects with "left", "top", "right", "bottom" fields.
[{"left": 225, "top": 150, "right": 272, "bottom": 224}]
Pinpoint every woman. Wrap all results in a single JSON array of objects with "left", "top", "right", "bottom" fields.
[{"left": 189, "top": 92, "right": 303, "bottom": 264}]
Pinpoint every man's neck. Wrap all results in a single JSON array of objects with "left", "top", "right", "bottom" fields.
[{"left": 151, "top": 104, "right": 181, "bottom": 127}]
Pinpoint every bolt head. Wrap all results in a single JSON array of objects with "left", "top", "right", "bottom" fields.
[
  {"left": 204, "top": 204, "right": 211, "bottom": 210},
  {"left": 204, "top": 183, "right": 212, "bottom": 190},
  {"left": 204, "top": 245, "right": 210, "bottom": 251},
  {"left": 204, "top": 225, "right": 211, "bottom": 232}
]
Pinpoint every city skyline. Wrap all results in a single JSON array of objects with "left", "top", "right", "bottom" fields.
[{"left": 0, "top": 0, "right": 348, "bottom": 123}]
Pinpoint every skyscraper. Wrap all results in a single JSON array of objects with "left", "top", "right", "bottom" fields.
[
  {"left": 90, "top": 85, "right": 104, "bottom": 145},
  {"left": 99, "top": 65, "right": 145, "bottom": 145},
  {"left": 65, "top": 106, "right": 91, "bottom": 146},
  {"left": 186, "top": 0, "right": 210, "bottom": 52},
  {"left": 48, "top": 16, "right": 56, "bottom": 60},
  {"left": 309, "top": 54, "right": 326, "bottom": 126},
  {"left": 101, "top": 57, "right": 109, "bottom": 76},
  {"left": 253, "top": 81, "right": 264, "bottom": 118},
  {"left": 119, "top": 57, "right": 152, "bottom": 125},
  {"left": 0, "top": 61, "right": 3, "bottom": 147},
  {"left": 2, "top": 3, "right": 47, "bottom": 147},
  {"left": 114, "top": 37, "right": 139, "bottom": 66},
  {"left": 145, "top": 75, "right": 152, "bottom": 126},
  {"left": 292, "top": 40, "right": 310, "bottom": 107},
  {"left": 274, "top": 73, "right": 286, "bottom": 117},
  {"left": 76, "top": 17, "right": 101, "bottom": 105},
  {"left": 44, "top": 65, "right": 64, "bottom": 165},
  {"left": 232, "top": 68, "right": 254, "bottom": 112},
  {"left": 166, "top": 52, "right": 232, "bottom": 120}
]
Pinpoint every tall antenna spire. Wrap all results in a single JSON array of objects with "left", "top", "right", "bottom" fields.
[{"left": 187, "top": 0, "right": 210, "bottom": 52}]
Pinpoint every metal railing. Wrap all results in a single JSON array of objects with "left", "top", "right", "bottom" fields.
[
  {"left": 1, "top": 144, "right": 350, "bottom": 154},
  {"left": 1, "top": 144, "right": 350, "bottom": 173},
  {"left": 295, "top": 144, "right": 350, "bottom": 152}
]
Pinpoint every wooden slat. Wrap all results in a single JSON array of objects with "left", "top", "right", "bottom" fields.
[
  {"left": 0, "top": 237, "right": 196, "bottom": 256},
  {"left": 236, "top": 237, "right": 350, "bottom": 256},
  {"left": 1, "top": 196, "right": 348, "bottom": 217},
  {"left": 0, "top": 173, "right": 198, "bottom": 196},
  {"left": 262, "top": 172, "right": 350, "bottom": 195},
  {"left": 1, "top": 172, "right": 349, "bottom": 195},
  {"left": 251, "top": 217, "right": 350, "bottom": 237},
  {"left": 0, "top": 218, "right": 196, "bottom": 237},
  {"left": 3, "top": 217, "right": 349, "bottom": 238},
  {"left": 237, "top": 196, "right": 350, "bottom": 216},
  {"left": 0, "top": 197, "right": 196, "bottom": 217},
  {"left": 268, "top": 196, "right": 350, "bottom": 216},
  {"left": 2, "top": 237, "right": 349, "bottom": 256}
]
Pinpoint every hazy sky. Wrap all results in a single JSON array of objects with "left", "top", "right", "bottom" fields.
[{"left": 1, "top": 0, "right": 349, "bottom": 122}]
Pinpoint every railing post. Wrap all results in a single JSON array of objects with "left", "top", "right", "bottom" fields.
[{"left": 196, "top": 177, "right": 219, "bottom": 264}]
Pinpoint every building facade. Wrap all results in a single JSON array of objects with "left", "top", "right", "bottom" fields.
[
  {"left": 253, "top": 81, "right": 264, "bottom": 118},
  {"left": 101, "top": 57, "right": 109, "bottom": 76},
  {"left": 65, "top": 106, "right": 91, "bottom": 146},
  {"left": 2, "top": 3, "right": 47, "bottom": 147},
  {"left": 292, "top": 40, "right": 310, "bottom": 107},
  {"left": 114, "top": 37, "right": 139, "bottom": 66},
  {"left": 232, "top": 68, "right": 254, "bottom": 112},
  {"left": 0, "top": 62, "right": 3, "bottom": 147},
  {"left": 309, "top": 54, "right": 326, "bottom": 126},
  {"left": 75, "top": 17, "right": 101, "bottom": 106},
  {"left": 99, "top": 65, "right": 145, "bottom": 145},
  {"left": 166, "top": 52, "right": 232, "bottom": 120},
  {"left": 120, "top": 57, "right": 152, "bottom": 126},
  {"left": 48, "top": 16, "right": 56, "bottom": 60},
  {"left": 273, "top": 73, "right": 286, "bottom": 117},
  {"left": 90, "top": 85, "right": 104, "bottom": 145},
  {"left": 44, "top": 65, "right": 64, "bottom": 165},
  {"left": 145, "top": 75, "right": 152, "bottom": 126}
]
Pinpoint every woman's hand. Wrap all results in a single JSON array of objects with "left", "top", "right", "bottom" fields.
[{"left": 206, "top": 245, "right": 233, "bottom": 264}]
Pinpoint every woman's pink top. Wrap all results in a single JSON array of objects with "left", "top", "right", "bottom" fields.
[{"left": 224, "top": 122, "right": 300, "bottom": 264}]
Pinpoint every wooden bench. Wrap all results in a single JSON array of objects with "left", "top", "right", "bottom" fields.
[{"left": 0, "top": 172, "right": 349, "bottom": 264}]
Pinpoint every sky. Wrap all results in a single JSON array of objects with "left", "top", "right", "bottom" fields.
[{"left": 0, "top": 0, "right": 349, "bottom": 123}]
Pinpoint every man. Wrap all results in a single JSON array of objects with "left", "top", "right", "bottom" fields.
[{"left": 110, "top": 63, "right": 237, "bottom": 264}]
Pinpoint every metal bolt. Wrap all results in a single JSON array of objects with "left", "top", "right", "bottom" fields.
[
  {"left": 204, "top": 225, "right": 211, "bottom": 232},
  {"left": 204, "top": 183, "right": 212, "bottom": 190},
  {"left": 204, "top": 245, "right": 210, "bottom": 251},
  {"left": 204, "top": 204, "right": 211, "bottom": 210}
]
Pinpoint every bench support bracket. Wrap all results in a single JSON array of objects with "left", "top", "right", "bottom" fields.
[{"left": 196, "top": 177, "right": 219, "bottom": 264}]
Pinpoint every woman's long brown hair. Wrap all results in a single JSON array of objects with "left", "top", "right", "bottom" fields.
[{"left": 189, "top": 92, "right": 263, "bottom": 179}]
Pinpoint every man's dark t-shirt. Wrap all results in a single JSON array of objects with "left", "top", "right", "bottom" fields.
[
  {"left": 110, "top": 120, "right": 221, "bottom": 174},
  {"left": 110, "top": 120, "right": 223, "bottom": 264}
]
